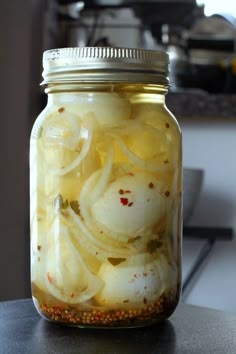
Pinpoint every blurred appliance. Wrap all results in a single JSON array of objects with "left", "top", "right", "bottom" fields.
[
  {"left": 56, "top": 0, "right": 203, "bottom": 48},
  {"left": 57, "top": 1, "right": 143, "bottom": 48},
  {"left": 67, "top": 7, "right": 142, "bottom": 48},
  {"left": 173, "top": 14, "right": 236, "bottom": 93}
]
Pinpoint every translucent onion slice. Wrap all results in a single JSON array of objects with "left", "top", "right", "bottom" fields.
[
  {"left": 31, "top": 216, "right": 48, "bottom": 294},
  {"left": 111, "top": 134, "right": 172, "bottom": 173},
  {"left": 67, "top": 207, "right": 136, "bottom": 260},
  {"left": 95, "top": 253, "right": 172, "bottom": 309},
  {"left": 78, "top": 157, "right": 141, "bottom": 246},
  {"left": 89, "top": 147, "right": 114, "bottom": 203},
  {"left": 79, "top": 169, "right": 101, "bottom": 230},
  {"left": 80, "top": 171, "right": 147, "bottom": 244},
  {"left": 51, "top": 125, "right": 92, "bottom": 176},
  {"left": 105, "top": 120, "right": 144, "bottom": 136},
  {"left": 44, "top": 223, "right": 103, "bottom": 304},
  {"left": 78, "top": 150, "right": 129, "bottom": 240},
  {"left": 43, "top": 111, "right": 81, "bottom": 151},
  {"left": 91, "top": 171, "right": 166, "bottom": 238}
]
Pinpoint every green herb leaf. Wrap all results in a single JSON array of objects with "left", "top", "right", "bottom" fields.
[
  {"left": 107, "top": 257, "right": 126, "bottom": 266},
  {"left": 54, "top": 194, "right": 81, "bottom": 216},
  {"left": 54, "top": 194, "right": 69, "bottom": 212},
  {"left": 70, "top": 200, "right": 80, "bottom": 215}
]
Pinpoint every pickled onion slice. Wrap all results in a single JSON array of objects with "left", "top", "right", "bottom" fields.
[
  {"left": 91, "top": 172, "right": 166, "bottom": 235},
  {"left": 44, "top": 223, "right": 103, "bottom": 304},
  {"left": 67, "top": 207, "right": 135, "bottom": 260},
  {"left": 95, "top": 253, "right": 172, "bottom": 309},
  {"left": 111, "top": 134, "right": 172, "bottom": 173},
  {"left": 52, "top": 125, "right": 92, "bottom": 176},
  {"left": 43, "top": 110, "right": 81, "bottom": 151},
  {"left": 89, "top": 147, "right": 114, "bottom": 203}
]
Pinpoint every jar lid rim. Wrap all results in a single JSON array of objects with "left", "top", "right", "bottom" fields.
[{"left": 42, "top": 47, "right": 169, "bottom": 85}]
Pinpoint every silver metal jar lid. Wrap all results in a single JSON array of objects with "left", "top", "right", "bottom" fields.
[{"left": 42, "top": 47, "right": 169, "bottom": 85}]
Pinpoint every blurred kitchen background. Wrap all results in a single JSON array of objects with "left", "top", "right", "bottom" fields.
[{"left": 2, "top": 0, "right": 236, "bottom": 312}]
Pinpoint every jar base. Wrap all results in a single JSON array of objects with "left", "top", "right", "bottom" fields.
[{"left": 33, "top": 290, "right": 179, "bottom": 329}]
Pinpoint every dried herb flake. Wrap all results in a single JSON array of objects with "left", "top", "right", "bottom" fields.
[
  {"left": 54, "top": 194, "right": 80, "bottom": 215},
  {"left": 128, "top": 236, "right": 142, "bottom": 244},
  {"left": 70, "top": 200, "right": 80, "bottom": 215},
  {"left": 54, "top": 194, "right": 69, "bottom": 212},
  {"left": 107, "top": 257, "right": 126, "bottom": 266}
]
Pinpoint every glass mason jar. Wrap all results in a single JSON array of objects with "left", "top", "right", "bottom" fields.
[{"left": 30, "top": 47, "right": 182, "bottom": 328}]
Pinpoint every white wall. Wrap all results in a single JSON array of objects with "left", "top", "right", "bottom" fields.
[{"left": 179, "top": 115, "right": 236, "bottom": 313}]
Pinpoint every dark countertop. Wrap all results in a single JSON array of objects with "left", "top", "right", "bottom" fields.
[
  {"left": 1, "top": 299, "right": 236, "bottom": 354},
  {"left": 166, "top": 91, "right": 236, "bottom": 118}
]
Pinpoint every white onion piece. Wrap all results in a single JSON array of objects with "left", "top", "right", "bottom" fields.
[
  {"left": 44, "top": 223, "right": 103, "bottom": 304},
  {"left": 79, "top": 169, "right": 101, "bottom": 231},
  {"left": 54, "top": 92, "right": 131, "bottom": 127},
  {"left": 106, "top": 120, "right": 143, "bottom": 136},
  {"left": 43, "top": 111, "right": 81, "bottom": 151},
  {"left": 67, "top": 207, "right": 135, "bottom": 260},
  {"left": 95, "top": 253, "right": 172, "bottom": 309},
  {"left": 91, "top": 172, "right": 166, "bottom": 235},
  {"left": 79, "top": 169, "right": 143, "bottom": 244},
  {"left": 89, "top": 147, "right": 114, "bottom": 203},
  {"left": 51, "top": 125, "right": 92, "bottom": 176},
  {"left": 111, "top": 134, "right": 171, "bottom": 173},
  {"left": 31, "top": 216, "right": 48, "bottom": 294},
  {"left": 78, "top": 168, "right": 133, "bottom": 245}
]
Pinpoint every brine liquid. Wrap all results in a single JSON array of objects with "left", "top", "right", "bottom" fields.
[{"left": 30, "top": 87, "right": 182, "bottom": 327}]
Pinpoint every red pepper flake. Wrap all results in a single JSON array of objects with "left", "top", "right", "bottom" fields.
[
  {"left": 58, "top": 107, "right": 65, "bottom": 113},
  {"left": 47, "top": 272, "right": 53, "bottom": 284},
  {"left": 100, "top": 230, "right": 103, "bottom": 234},
  {"left": 164, "top": 191, "right": 170, "bottom": 197},
  {"left": 119, "top": 189, "right": 124, "bottom": 195},
  {"left": 127, "top": 172, "right": 134, "bottom": 176},
  {"left": 37, "top": 245, "right": 41, "bottom": 251},
  {"left": 165, "top": 122, "right": 170, "bottom": 128},
  {"left": 125, "top": 190, "right": 131, "bottom": 194},
  {"left": 134, "top": 273, "right": 138, "bottom": 278},
  {"left": 70, "top": 293, "right": 74, "bottom": 298},
  {"left": 120, "top": 197, "right": 129, "bottom": 206},
  {"left": 128, "top": 202, "right": 133, "bottom": 207},
  {"left": 95, "top": 252, "right": 98, "bottom": 255},
  {"left": 143, "top": 272, "right": 148, "bottom": 277},
  {"left": 148, "top": 182, "right": 154, "bottom": 189}
]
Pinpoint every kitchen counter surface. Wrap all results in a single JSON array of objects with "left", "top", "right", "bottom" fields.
[
  {"left": 166, "top": 91, "right": 236, "bottom": 118},
  {"left": 0, "top": 299, "right": 236, "bottom": 354}
]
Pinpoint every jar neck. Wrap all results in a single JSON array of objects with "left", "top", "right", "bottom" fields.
[{"left": 46, "top": 83, "right": 168, "bottom": 105}]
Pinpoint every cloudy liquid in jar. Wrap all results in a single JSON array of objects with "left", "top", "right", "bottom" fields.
[{"left": 30, "top": 84, "right": 182, "bottom": 327}]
